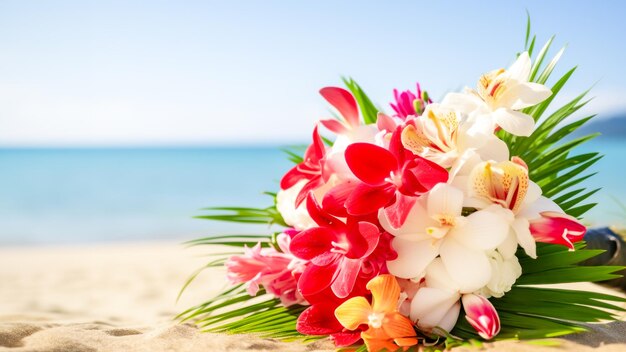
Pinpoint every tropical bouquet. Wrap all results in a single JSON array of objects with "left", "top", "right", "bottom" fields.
[{"left": 179, "top": 21, "right": 625, "bottom": 351}]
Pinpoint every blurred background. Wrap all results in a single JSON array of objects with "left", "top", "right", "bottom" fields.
[{"left": 1, "top": 0, "right": 625, "bottom": 245}]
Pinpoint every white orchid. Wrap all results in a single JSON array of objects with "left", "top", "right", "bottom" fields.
[
  {"left": 410, "top": 258, "right": 461, "bottom": 333},
  {"left": 442, "top": 52, "right": 552, "bottom": 137},
  {"left": 379, "top": 183, "right": 512, "bottom": 292},
  {"left": 401, "top": 103, "right": 509, "bottom": 168}
]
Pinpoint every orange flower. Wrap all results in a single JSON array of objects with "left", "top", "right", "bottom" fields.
[{"left": 335, "top": 274, "right": 418, "bottom": 351}]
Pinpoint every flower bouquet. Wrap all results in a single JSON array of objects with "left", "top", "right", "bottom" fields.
[{"left": 179, "top": 22, "right": 625, "bottom": 351}]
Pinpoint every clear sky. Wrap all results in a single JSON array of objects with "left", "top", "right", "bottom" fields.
[{"left": 0, "top": 0, "right": 625, "bottom": 147}]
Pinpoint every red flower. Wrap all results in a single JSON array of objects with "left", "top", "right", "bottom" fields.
[
  {"left": 279, "top": 126, "right": 328, "bottom": 207},
  {"left": 290, "top": 194, "right": 381, "bottom": 299},
  {"left": 343, "top": 127, "right": 448, "bottom": 228}
]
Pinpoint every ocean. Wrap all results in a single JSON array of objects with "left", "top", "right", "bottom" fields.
[{"left": 1, "top": 140, "right": 624, "bottom": 245}]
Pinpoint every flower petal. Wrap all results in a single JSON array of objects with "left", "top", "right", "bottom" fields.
[
  {"left": 382, "top": 312, "right": 417, "bottom": 339},
  {"left": 497, "top": 232, "right": 519, "bottom": 259},
  {"left": 427, "top": 183, "right": 464, "bottom": 219},
  {"left": 410, "top": 287, "right": 461, "bottom": 330},
  {"left": 334, "top": 296, "right": 372, "bottom": 331},
  {"left": 297, "top": 302, "right": 344, "bottom": 335},
  {"left": 462, "top": 294, "right": 501, "bottom": 340},
  {"left": 346, "top": 183, "right": 395, "bottom": 216},
  {"left": 512, "top": 217, "right": 537, "bottom": 258},
  {"left": 507, "top": 51, "right": 531, "bottom": 81},
  {"left": 330, "top": 331, "right": 362, "bottom": 347},
  {"left": 280, "top": 165, "right": 306, "bottom": 190},
  {"left": 320, "top": 87, "right": 360, "bottom": 128},
  {"left": 394, "top": 337, "right": 419, "bottom": 347},
  {"left": 378, "top": 196, "right": 431, "bottom": 237},
  {"left": 289, "top": 226, "right": 335, "bottom": 261},
  {"left": 438, "top": 301, "right": 462, "bottom": 332},
  {"left": 499, "top": 82, "right": 552, "bottom": 110},
  {"left": 424, "top": 257, "right": 459, "bottom": 291},
  {"left": 493, "top": 109, "right": 535, "bottom": 137},
  {"left": 295, "top": 176, "right": 323, "bottom": 208},
  {"left": 367, "top": 274, "right": 401, "bottom": 313},
  {"left": 331, "top": 258, "right": 362, "bottom": 298},
  {"left": 377, "top": 112, "right": 397, "bottom": 132},
  {"left": 386, "top": 237, "right": 440, "bottom": 279},
  {"left": 402, "top": 156, "right": 449, "bottom": 195},
  {"left": 382, "top": 192, "right": 418, "bottom": 229},
  {"left": 529, "top": 211, "right": 586, "bottom": 250},
  {"left": 346, "top": 221, "right": 381, "bottom": 258},
  {"left": 441, "top": 92, "right": 483, "bottom": 114},
  {"left": 345, "top": 143, "right": 397, "bottom": 185},
  {"left": 322, "top": 181, "right": 357, "bottom": 217},
  {"left": 298, "top": 261, "right": 339, "bottom": 296},
  {"left": 440, "top": 239, "right": 492, "bottom": 293},
  {"left": 450, "top": 205, "right": 512, "bottom": 251},
  {"left": 320, "top": 118, "right": 349, "bottom": 134}
]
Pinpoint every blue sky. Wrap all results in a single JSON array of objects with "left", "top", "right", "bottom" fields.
[{"left": 0, "top": 1, "right": 625, "bottom": 146}]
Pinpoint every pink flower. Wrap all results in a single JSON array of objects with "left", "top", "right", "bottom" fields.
[
  {"left": 225, "top": 233, "right": 307, "bottom": 306},
  {"left": 529, "top": 211, "right": 586, "bottom": 250},
  {"left": 390, "top": 83, "right": 429, "bottom": 118},
  {"left": 461, "top": 294, "right": 501, "bottom": 340}
]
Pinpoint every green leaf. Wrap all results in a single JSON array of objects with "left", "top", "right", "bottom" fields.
[
  {"left": 196, "top": 204, "right": 287, "bottom": 227},
  {"left": 342, "top": 77, "right": 379, "bottom": 124},
  {"left": 528, "top": 36, "right": 555, "bottom": 82}
]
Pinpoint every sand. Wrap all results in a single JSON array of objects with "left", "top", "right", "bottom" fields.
[{"left": 0, "top": 242, "right": 625, "bottom": 352}]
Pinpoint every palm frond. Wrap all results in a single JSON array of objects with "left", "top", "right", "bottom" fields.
[
  {"left": 342, "top": 77, "right": 380, "bottom": 125},
  {"left": 281, "top": 147, "right": 305, "bottom": 164},
  {"left": 195, "top": 192, "right": 287, "bottom": 227},
  {"left": 499, "top": 34, "right": 600, "bottom": 219}
]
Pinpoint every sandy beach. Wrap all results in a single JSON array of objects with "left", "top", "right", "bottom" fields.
[{"left": 1, "top": 242, "right": 625, "bottom": 352}]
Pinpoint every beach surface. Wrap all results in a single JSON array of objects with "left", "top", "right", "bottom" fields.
[{"left": 1, "top": 242, "right": 625, "bottom": 352}]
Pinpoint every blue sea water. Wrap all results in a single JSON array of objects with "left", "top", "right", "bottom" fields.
[
  {"left": 0, "top": 140, "right": 625, "bottom": 245},
  {"left": 0, "top": 147, "right": 293, "bottom": 245}
]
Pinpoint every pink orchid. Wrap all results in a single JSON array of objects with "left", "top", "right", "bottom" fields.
[
  {"left": 529, "top": 211, "right": 586, "bottom": 250},
  {"left": 462, "top": 294, "right": 501, "bottom": 340},
  {"left": 280, "top": 125, "right": 328, "bottom": 207},
  {"left": 289, "top": 194, "right": 381, "bottom": 299},
  {"left": 390, "top": 83, "right": 429, "bottom": 118},
  {"left": 343, "top": 127, "right": 448, "bottom": 228},
  {"left": 319, "top": 87, "right": 361, "bottom": 134},
  {"left": 225, "top": 233, "right": 307, "bottom": 306}
]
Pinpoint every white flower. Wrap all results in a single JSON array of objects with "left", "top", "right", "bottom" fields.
[
  {"left": 479, "top": 251, "right": 522, "bottom": 298},
  {"left": 442, "top": 52, "right": 552, "bottom": 137},
  {"left": 410, "top": 258, "right": 461, "bottom": 333},
  {"left": 452, "top": 157, "right": 571, "bottom": 259},
  {"left": 401, "top": 104, "right": 509, "bottom": 168},
  {"left": 380, "top": 183, "right": 512, "bottom": 292}
]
